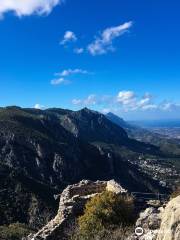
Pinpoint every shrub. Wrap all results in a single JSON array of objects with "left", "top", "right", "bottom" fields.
[
  {"left": 72, "top": 191, "right": 135, "bottom": 240},
  {"left": 0, "top": 223, "right": 34, "bottom": 240}
]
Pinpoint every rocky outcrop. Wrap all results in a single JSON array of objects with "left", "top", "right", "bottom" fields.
[
  {"left": 131, "top": 206, "right": 163, "bottom": 240},
  {"left": 157, "top": 195, "right": 180, "bottom": 240},
  {"left": 26, "top": 179, "right": 126, "bottom": 240},
  {"left": 130, "top": 196, "right": 180, "bottom": 240}
]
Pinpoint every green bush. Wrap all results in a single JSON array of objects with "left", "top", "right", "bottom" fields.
[
  {"left": 72, "top": 191, "right": 135, "bottom": 240},
  {"left": 0, "top": 223, "right": 34, "bottom": 240}
]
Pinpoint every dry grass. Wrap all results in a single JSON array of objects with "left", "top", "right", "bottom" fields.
[{"left": 171, "top": 187, "right": 180, "bottom": 199}]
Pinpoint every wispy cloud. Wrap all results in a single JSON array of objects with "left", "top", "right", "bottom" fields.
[
  {"left": 60, "top": 31, "right": 77, "bottom": 45},
  {"left": 72, "top": 94, "right": 113, "bottom": 107},
  {"left": 56, "top": 68, "right": 89, "bottom": 77},
  {"left": 74, "top": 48, "right": 84, "bottom": 54},
  {"left": 60, "top": 22, "right": 133, "bottom": 55},
  {"left": 161, "top": 102, "right": 180, "bottom": 111},
  {"left": 0, "top": 0, "right": 62, "bottom": 18},
  {"left": 72, "top": 99, "right": 82, "bottom": 105},
  {"left": 51, "top": 77, "right": 70, "bottom": 86},
  {"left": 51, "top": 68, "right": 90, "bottom": 86},
  {"left": 72, "top": 94, "right": 97, "bottom": 106},
  {"left": 87, "top": 21, "right": 133, "bottom": 55}
]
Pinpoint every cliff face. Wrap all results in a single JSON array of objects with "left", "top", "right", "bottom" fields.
[
  {"left": 0, "top": 164, "right": 57, "bottom": 229},
  {"left": 157, "top": 195, "right": 180, "bottom": 240}
]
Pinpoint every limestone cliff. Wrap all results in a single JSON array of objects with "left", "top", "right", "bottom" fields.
[{"left": 157, "top": 195, "right": 180, "bottom": 240}]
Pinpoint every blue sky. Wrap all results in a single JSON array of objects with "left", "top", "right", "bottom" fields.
[{"left": 0, "top": 0, "right": 180, "bottom": 120}]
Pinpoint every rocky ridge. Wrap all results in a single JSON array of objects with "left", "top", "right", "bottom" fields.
[
  {"left": 25, "top": 179, "right": 127, "bottom": 240},
  {"left": 25, "top": 179, "right": 180, "bottom": 240}
]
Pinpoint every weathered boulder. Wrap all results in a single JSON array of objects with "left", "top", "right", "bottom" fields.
[
  {"left": 106, "top": 179, "right": 127, "bottom": 194},
  {"left": 128, "top": 206, "right": 163, "bottom": 240},
  {"left": 25, "top": 179, "right": 126, "bottom": 240},
  {"left": 129, "top": 195, "right": 180, "bottom": 240},
  {"left": 157, "top": 195, "right": 180, "bottom": 240}
]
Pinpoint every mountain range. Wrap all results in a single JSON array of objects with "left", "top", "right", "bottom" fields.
[{"left": 0, "top": 106, "right": 179, "bottom": 229}]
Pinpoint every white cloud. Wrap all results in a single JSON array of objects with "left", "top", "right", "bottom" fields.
[
  {"left": 72, "top": 99, "right": 82, "bottom": 105},
  {"left": 138, "top": 97, "right": 151, "bottom": 107},
  {"left": 72, "top": 90, "right": 180, "bottom": 117},
  {"left": 116, "top": 91, "right": 158, "bottom": 111},
  {"left": 84, "top": 94, "right": 97, "bottom": 105},
  {"left": 161, "top": 103, "right": 172, "bottom": 111},
  {"left": 72, "top": 94, "right": 97, "bottom": 106},
  {"left": 87, "top": 21, "right": 133, "bottom": 55},
  {"left": 72, "top": 91, "right": 180, "bottom": 120},
  {"left": 51, "top": 77, "right": 70, "bottom": 85},
  {"left": 141, "top": 104, "right": 157, "bottom": 110},
  {"left": 74, "top": 48, "right": 84, "bottom": 54},
  {"left": 0, "top": 0, "right": 61, "bottom": 18},
  {"left": 34, "top": 103, "right": 45, "bottom": 109},
  {"left": 117, "top": 91, "right": 136, "bottom": 105},
  {"left": 137, "top": 93, "right": 152, "bottom": 107},
  {"left": 72, "top": 94, "right": 114, "bottom": 108},
  {"left": 56, "top": 68, "right": 89, "bottom": 77},
  {"left": 161, "top": 102, "right": 180, "bottom": 111},
  {"left": 116, "top": 91, "right": 158, "bottom": 112},
  {"left": 60, "top": 31, "right": 77, "bottom": 45},
  {"left": 51, "top": 68, "right": 90, "bottom": 86}
]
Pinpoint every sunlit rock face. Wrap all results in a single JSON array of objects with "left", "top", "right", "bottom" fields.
[
  {"left": 157, "top": 195, "right": 180, "bottom": 240},
  {"left": 129, "top": 195, "right": 180, "bottom": 240}
]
